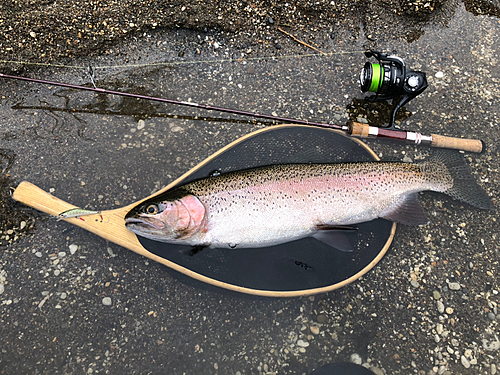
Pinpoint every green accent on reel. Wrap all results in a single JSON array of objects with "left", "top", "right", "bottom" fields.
[{"left": 368, "top": 63, "right": 382, "bottom": 93}]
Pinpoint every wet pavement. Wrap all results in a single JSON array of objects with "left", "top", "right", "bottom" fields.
[{"left": 1, "top": 1, "right": 500, "bottom": 374}]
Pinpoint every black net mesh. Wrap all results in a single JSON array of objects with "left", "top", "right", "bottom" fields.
[{"left": 135, "top": 126, "right": 394, "bottom": 293}]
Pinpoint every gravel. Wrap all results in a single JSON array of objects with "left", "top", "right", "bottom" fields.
[
  {"left": 0, "top": 0, "right": 498, "bottom": 66},
  {"left": 0, "top": 0, "right": 499, "bottom": 374}
]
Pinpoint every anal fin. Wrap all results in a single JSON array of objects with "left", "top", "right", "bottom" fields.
[
  {"left": 381, "top": 193, "right": 429, "bottom": 226},
  {"left": 312, "top": 225, "right": 357, "bottom": 252}
]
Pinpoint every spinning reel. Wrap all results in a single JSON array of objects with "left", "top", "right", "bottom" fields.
[{"left": 359, "top": 50, "right": 428, "bottom": 130}]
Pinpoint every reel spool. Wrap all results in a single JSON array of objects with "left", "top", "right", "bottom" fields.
[{"left": 360, "top": 50, "right": 428, "bottom": 130}]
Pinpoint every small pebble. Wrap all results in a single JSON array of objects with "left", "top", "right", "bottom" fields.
[
  {"left": 107, "top": 247, "right": 117, "bottom": 257},
  {"left": 60, "top": 293, "right": 67, "bottom": 299},
  {"left": 491, "top": 364, "right": 497, "bottom": 375},
  {"left": 433, "top": 291, "right": 441, "bottom": 300},
  {"left": 137, "top": 119, "right": 145, "bottom": 130},
  {"left": 69, "top": 244, "right": 78, "bottom": 255},
  {"left": 369, "top": 367, "right": 384, "bottom": 375},
  {"left": 483, "top": 338, "right": 500, "bottom": 351},
  {"left": 350, "top": 353, "right": 362, "bottom": 365},
  {"left": 445, "top": 307, "right": 454, "bottom": 314},
  {"left": 437, "top": 301, "right": 445, "bottom": 313},
  {"left": 296, "top": 339, "right": 309, "bottom": 348},
  {"left": 461, "top": 355, "right": 470, "bottom": 368},
  {"left": 35, "top": 252, "right": 42, "bottom": 258},
  {"left": 448, "top": 282, "right": 460, "bottom": 290},
  {"left": 58, "top": 251, "right": 66, "bottom": 258},
  {"left": 488, "top": 312, "right": 496, "bottom": 321},
  {"left": 20, "top": 221, "right": 26, "bottom": 230},
  {"left": 310, "top": 326, "right": 320, "bottom": 335},
  {"left": 102, "top": 297, "right": 112, "bottom": 306},
  {"left": 435, "top": 71, "right": 444, "bottom": 78}
]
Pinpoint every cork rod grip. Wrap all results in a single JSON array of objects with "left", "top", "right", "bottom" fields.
[
  {"left": 348, "top": 122, "right": 370, "bottom": 138},
  {"left": 430, "top": 134, "right": 484, "bottom": 153}
]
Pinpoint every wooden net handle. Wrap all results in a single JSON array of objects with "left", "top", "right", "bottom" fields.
[
  {"left": 12, "top": 181, "right": 76, "bottom": 216},
  {"left": 12, "top": 181, "right": 145, "bottom": 251}
]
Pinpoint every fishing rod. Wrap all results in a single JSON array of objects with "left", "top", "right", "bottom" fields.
[{"left": 0, "top": 68, "right": 484, "bottom": 153}]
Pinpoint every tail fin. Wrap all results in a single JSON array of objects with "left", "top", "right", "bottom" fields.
[{"left": 426, "top": 149, "right": 494, "bottom": 210}]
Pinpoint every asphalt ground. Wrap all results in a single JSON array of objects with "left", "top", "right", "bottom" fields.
[{"left": 0, "top": 1, "right": 499, "bottom": 374}]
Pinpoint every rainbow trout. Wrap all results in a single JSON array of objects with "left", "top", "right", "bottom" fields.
[{"left": 125, "top": 150, "right": 493, "bottom": 249}]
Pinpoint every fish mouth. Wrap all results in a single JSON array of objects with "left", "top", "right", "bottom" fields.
[{"left": 125, "top": 217, "right": 162, "bottom": 230}]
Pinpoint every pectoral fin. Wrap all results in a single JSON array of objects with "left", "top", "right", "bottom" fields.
[
  {"left": 313, "top": 225, "right": 357, "bottom": 252},
  {"left": 381, "top": 193, "right": 429, "bottom": 226}
]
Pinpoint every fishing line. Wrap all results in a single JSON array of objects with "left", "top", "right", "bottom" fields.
[{"left": 0, "top": 50, "right": 365, "bottom": 71}]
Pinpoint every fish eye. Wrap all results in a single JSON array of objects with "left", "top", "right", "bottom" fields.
[{"left": 145, "top": 204, "right": 159, "bottom": 214}]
